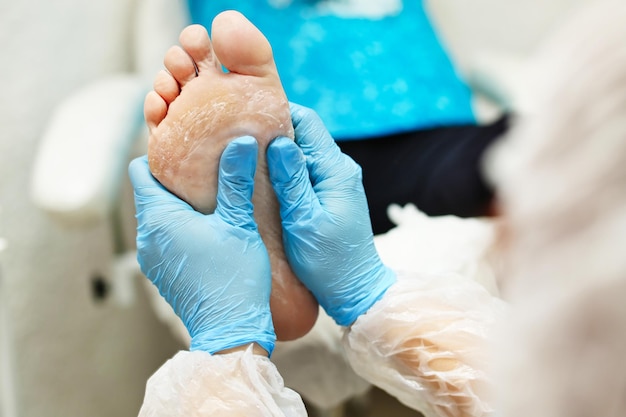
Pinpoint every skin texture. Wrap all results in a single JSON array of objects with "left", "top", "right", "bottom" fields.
[{"left": 144, "top": 11, "right": 319, "bottom": 341}]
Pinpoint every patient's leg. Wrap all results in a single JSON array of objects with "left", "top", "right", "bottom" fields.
[{"left": 144, "top": 11, "right": 318, "bottom": 341}]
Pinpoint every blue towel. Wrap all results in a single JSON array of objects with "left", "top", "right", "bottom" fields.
[{"left": 187, "top": 0, "right": 475, "bottom": 139}]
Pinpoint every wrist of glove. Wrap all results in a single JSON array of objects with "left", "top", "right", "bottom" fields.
[
  {"left": 268, "top": 104, "right": 396, "bottom": 326},
  {"left": 130, "top": 137, "right": 275, "bottom": 355}
]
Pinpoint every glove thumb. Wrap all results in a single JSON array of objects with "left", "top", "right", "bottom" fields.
[
  {"left": 267, "top": 137, "right": 320, "bottom": 227},
  {"left": 215, "top": 136, "right": 258, "bottom": 231}
]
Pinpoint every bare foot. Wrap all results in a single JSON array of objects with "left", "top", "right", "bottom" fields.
[{"left": 145, "top": 11, "right": 319, "bottom": 341}]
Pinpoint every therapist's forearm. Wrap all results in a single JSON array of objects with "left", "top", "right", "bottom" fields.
[
  {"left": 138, "top": 347, "right": 306, "bottom": 416},
  {"left": 343, "top": 271, "right": 507, "bottom": 417}
]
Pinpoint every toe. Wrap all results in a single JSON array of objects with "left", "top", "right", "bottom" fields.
[
  {"left": 211, "top": 11, "right": 276, "bottom": 77},
  {"left": 179, "top": 24, "right": 221, "bottom": 72},
  {"left": 144, "top": 91, "right": 167, "bottom": 133},
  {"left": 164, "top": 45, "right": 197, "bottom": 86},
  {"left": 153, "top": 70, "right": 180, "bottom": 104}
]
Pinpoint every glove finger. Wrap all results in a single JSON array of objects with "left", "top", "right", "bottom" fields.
[
  {"left": 215, "top": 136, "right": 259, "bottom": 231},
  {"left": 128, "top": 155, "right": 193, "bottom": 212},
  {"left": 267, "top": 136, "right": 322, "bottom": 227},
  {"left": 128, "top": 155, "right": 164, "bottom": 192},
  {"left": 289, "top": 103, "right": 357, "bottom": 187}
]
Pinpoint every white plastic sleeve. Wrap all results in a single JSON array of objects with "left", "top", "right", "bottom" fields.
[
  {"left": 343, "top": 270, "right": 508, "bottom": 417},
  {"left": 138, "top": 346, "right": 307, "bottom": 417}
]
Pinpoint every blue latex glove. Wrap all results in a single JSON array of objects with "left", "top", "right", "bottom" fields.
[
  {"left": 267, "top": 104, "right": 397, "bottom": 326},
  {"left": 129, "top": 137, "right": 275, "bottom": 355}
]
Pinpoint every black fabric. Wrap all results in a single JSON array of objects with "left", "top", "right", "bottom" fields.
[{"left": 337, "top": 116, "right": 510, "bottom": 234}]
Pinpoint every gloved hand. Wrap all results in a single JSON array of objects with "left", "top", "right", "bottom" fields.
[
  {"left": 129, "top": 137, "right": 275, "bottom": 355},
  {"left": 267, "top": 104, "right": 397, "bottom": 326}
]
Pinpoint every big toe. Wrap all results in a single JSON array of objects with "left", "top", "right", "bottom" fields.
[{"left": 210, "top": 10, "right": 277, "bottom": 77}]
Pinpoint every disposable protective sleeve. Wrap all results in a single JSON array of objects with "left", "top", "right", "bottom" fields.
[
  {"left": 138, "top": 346, "right": 307, "bottom": 417},
  {"left": 138, "top": 271, "right": 505, "bottom": 417},
  {"left": 343, "top": 270, "right": 507, "bottom": 417}
]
